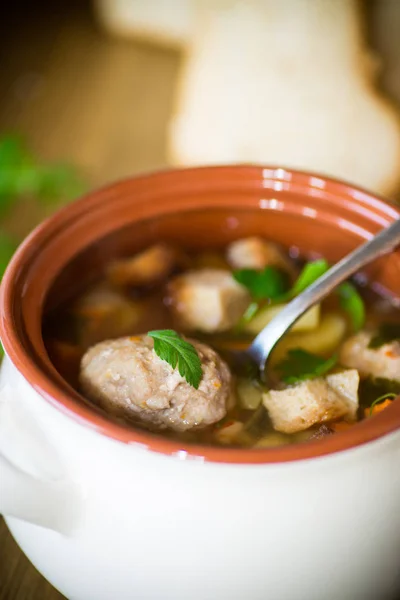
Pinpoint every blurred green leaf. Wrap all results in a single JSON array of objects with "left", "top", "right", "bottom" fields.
[
  {"left": 0, "top": 231, "right": 17, "bottom": 279},
  {"left": 37, "top": 164, "right": 85, "bottom": 203},
  {"left": 0, "top": 134, "right": 85, "bottom": 216},
  {"left": 0, "top": 134, "right": 30, "bottom": 167}
]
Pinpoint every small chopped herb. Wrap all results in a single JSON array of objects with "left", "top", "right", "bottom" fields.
[
  {"left": 288, "top": 259, "right": 329, "bottom": 297},
  {"left": 369, "top": 393, "right": 397, "bottom": 416},
  {"left": 337, "top": 282, "right": 365, "bottom": 331},
  {"left": 148, "top": 329, "right": 202, "bottom": 389},
  {"left": 277, "top": 348, "right": 337, "bottom": 384},
  {"left": 241, "top": 301, "right": 260, "bottom": 323},
  {"left": 233, "top": 266, "right": 289, "bottom": 300},
  {"left": 368, "top": 322, "right": 400, "bottom": 349},
  {"left": 234, "top": 301, "right": 260, "bottom": 331}
]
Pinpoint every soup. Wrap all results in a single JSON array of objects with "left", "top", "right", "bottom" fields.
[{"left": 43, "top": 232, "right": 400, "bottom": 448}]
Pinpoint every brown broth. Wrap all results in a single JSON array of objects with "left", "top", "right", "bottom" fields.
[{"left": 43, "top": 246, "right": 400, "bottom": 448}]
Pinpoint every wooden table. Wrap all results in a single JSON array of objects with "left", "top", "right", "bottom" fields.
[
  {"left": 0, "top": 2, "right": 179, "bottom": 598},
  {"left": 0, "top": 1, "right": 399, "bottom": 599}
]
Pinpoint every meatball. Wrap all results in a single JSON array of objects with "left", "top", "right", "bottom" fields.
[{"left": 79, "top": 335, "right": 232, "bottom": 432}]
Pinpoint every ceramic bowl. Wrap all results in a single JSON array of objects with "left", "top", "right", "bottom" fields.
[{"left": 1, "top": 166, "right": 400, "bottom": 600}]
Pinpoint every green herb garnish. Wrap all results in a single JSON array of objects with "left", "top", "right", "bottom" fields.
[
  {"left": 369, "top": 393, "right": 397, "bottom": 416},
  {"left": 337, "top": 282, "right": 365, "bottom": 331},
  {"left": 288, "top": 259, "right": 329, "bottom": 297},
  {"left": 233, "top": 266, "right": 289, "bottom": 300},
  {"left": 368, "top": 322, "right": 400, "bottom": 349},
  {"left": 148, "top": 329, "right": 202, "bottom": 389},
  {"left": 277, "top": 348, "right": 337, "bottom": 384}
]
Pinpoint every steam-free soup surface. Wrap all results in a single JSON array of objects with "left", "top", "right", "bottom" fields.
[{"left": 43, "top": 236, "right": 400, "bottom": 448}]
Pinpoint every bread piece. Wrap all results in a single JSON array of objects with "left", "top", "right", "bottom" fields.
[
  {"left": 169, "top": 0, "right": 400, "bottom": 197},
  {"left": 94, "top": 0, "right": 195, "bottom": 47},
  {"left": 262, "top": 369, "right": 359, "bottom": 434},
  {"left": 167, "top": 268, "right": 250, "bottom": 332},
  {"left": 226, "top": 236, "right": 297, "bottom": 278},
  {"left": 340, "top": 331, "right": 400, "bottom": 383}
]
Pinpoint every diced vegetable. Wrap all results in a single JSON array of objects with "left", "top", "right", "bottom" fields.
[
  {"left": 243, "top": 303, "right": 320, "bottom": 335},
  {"left": 237, "top": 378, "right": 263, "bottom": 410},
  {"left": 214, "top": 420, "right": 244, "bottom": 444},
  {"left": 254, "top": 432, "right": 289, "bottom": 448},
  {"left": 271, "top": 312, "right": 347, "bottom": 365}
]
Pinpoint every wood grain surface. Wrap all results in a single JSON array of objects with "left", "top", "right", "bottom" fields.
[
  {"left": 0, "top": 1, "right": 399, "bottom": 599},
  {"left": 0, "top": 2, "right": 179, "bottom": 599}
]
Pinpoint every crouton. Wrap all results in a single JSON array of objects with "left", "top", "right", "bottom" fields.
[
  {"left": 167, "top": 268, "right": 250, "bottom": 332},
  {"left": 340, "top": 331, "right": 400, "bottom": 383},
  {"left": 227, "top": 237, "right": 296, "bottom": 276},
  {"left": 325, "top": 370, "right": 359, "bottom": 420},
  {"left": 262, "top": 369, "right": 360, "bottom": 434},
  {"left": 106, "top": 244, "right": 182, "bottom": 287}
]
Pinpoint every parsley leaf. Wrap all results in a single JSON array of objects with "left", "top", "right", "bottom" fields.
[
  {"left": 233, "top": 266, "right": 289, "bottom": 300},
  {"left": 337, "top": 282, "right": 365, "bottom": 331},
  {"left": 277, "top": 348, "right": 337, "bottom": 384},
  {"left": 148, "top": 329, "right": 202, "bottom": 389},
  {"left": 368, "top": 322, "right": 400, "bottom": 349},
  {"left": 289, "top": 259, "right": 329, "bottom": 297}
]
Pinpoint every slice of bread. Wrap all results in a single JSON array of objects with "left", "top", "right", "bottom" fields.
[
  {"left": 94, "top": 0, "right": 195, "bottom": 47},
  {"left": 168, "top": 0, "right": 400, "bottom": 197}
]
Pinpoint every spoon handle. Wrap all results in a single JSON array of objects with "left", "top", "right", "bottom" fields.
[{"left": 248, "top": 218, "right": 400, "bottom": 370}]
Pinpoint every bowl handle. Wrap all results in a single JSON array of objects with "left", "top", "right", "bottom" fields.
[{"left": 0, "top": 380, "right": 82, "bottom": 535}]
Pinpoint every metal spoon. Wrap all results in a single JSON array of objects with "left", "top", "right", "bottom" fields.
[{"left": 245, "top": 218, "right": 400, "bottom": 379}]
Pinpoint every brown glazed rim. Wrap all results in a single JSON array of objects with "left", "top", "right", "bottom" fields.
[{"left": 1, "top": 165, "right": 400, "bottom": 464}]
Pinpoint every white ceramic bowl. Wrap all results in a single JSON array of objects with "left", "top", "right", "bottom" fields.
[{"left": 1, "top": 166, "right": 400, "bottom": 600}]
